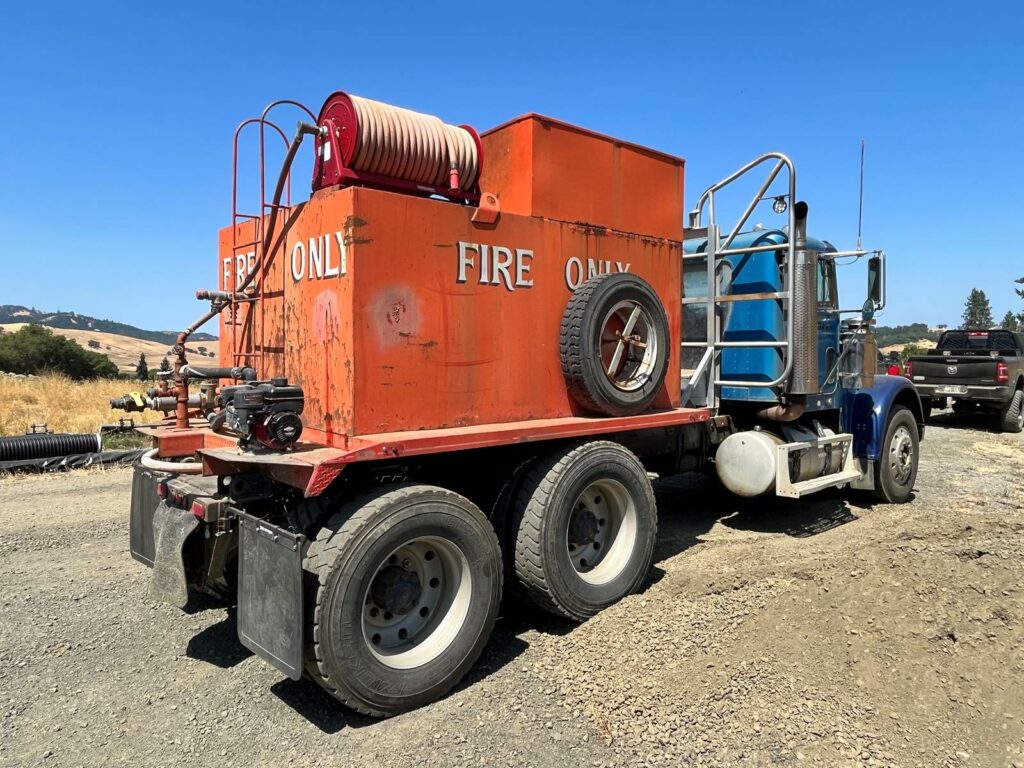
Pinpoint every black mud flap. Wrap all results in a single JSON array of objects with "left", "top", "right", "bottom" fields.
[
  {"left": 236, "top": 512, "right": 306, "bottom": 681},
  {"left": 129, "top": 465, "right": 168, "bottom": 567},
  {"left": 149, "top": 502, "right": 201, "bottom": 608}
]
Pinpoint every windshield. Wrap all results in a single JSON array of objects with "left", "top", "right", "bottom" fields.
[{"left": 817, "top": 258, "right": 837, "bottom": 309}]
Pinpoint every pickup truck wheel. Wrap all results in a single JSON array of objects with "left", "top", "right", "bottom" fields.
[
  {"left": 304, "top": 484, "right": 502, "bottom": 716},
  {"left": 1000, "top": 390, "right": 1024, "bottom": 433},
  {"left": 560, "top": 273, "right": 670, "bottom": 416},
  {"left": 874, "top": 406, "right": 919, "bottom": 504},
  {"left": 511, "top": 441, "right": 657, "bottom": 621}
]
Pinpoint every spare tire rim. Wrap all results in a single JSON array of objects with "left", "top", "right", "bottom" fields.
[
  {"left": 362, "top": 536, "right": 472, "bottom": 670},
  {"left": 566, "top": 478, "right": 639, "bottom": 586},
  {"left": 888, "top": 425, "right": 914, "bottom": 485},
  {"left": 599, "top": 300, "right": 659, "bottom": 392}
]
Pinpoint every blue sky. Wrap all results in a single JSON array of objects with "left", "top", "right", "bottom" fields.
[{"left": 1, "top": 1, "right": 1022, "bottom": 332}]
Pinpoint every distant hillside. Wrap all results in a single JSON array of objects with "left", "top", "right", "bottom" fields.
[
  {"left": 0, "top": 305, "right": 217, "bottom": 345},
  {"left": 0, "top": 323, "right": 219, "bottom": 375},
  {"left": 874, "top": 323, "right": 941, "bottom": 348}
]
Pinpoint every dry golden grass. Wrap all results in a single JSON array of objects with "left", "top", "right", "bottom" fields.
[{"left": 0, "top": 374, "right": 164, "bottom": 436}]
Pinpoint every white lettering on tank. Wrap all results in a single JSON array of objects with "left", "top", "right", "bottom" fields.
[
  {"left": 308, "top": 236, "right": 322, "bottom": 279},
  {"left": 291, "top": 240, "right": 306, "bottom": 281},
  {"left": 456, "top": 241, "right": 476, "bottom": 284},
  {"left": 492, "top": 246, "right": 514, "bottom": 291},
  {"left": 515, "top": 249, "right": 534, "bottom": 287}
]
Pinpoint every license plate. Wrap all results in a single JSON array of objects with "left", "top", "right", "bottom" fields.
[{"left": 936, "top": 385, "right": 968, "bottom": 395}]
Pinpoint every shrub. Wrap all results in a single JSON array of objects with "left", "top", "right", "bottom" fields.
[{"left": 0, "top": 325, "right": 118, "bottom": 380}]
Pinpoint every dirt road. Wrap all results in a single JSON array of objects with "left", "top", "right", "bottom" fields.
[{"left": 1, "top": 412, "right": 1022, "bottom": 768}]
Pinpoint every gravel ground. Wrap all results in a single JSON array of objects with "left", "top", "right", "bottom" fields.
[{"left": 1, "top": 410, "right": 1022, "bottom": 768}]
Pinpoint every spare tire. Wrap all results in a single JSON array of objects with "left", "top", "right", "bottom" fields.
[{"left": 560, "top": 273, "right": 670, "bottom": 416}]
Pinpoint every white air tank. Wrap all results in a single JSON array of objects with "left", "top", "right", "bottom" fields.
[{"left": 715, "top": 430, "right": 785, "bottom": 497}]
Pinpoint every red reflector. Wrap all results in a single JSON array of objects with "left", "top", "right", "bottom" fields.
[
  {"left": 887, "top": 364, "right": 900, "bottom": 376},
  {"left": 997, "top": 362, "right": 1009, "bottom": 384},
  {"left": 156, "top": 481, "right": 166, "bottom": 498},
  {"left": 191, "top": 500, "right": 205, "bottom": 519}
]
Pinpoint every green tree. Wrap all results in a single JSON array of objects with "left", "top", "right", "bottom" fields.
[
  {"left": 1000, "top": 310, "right": 1020, "bottom": 332},
  {"left": 1016, "top": 277, "right": 1024, "bottom": 325},
  {"left": 0, "top": 325, "right": 117, "bottom": 379},
  {"left": 899, "top": 343, "right": 929, "bottom": 363},
  {"left": 961, "top": 288, "right": 994, "bottom": 329},
  {"left": 135, "top": 353, "right": 149, "bottom": 381},
  {"left": 159, "top": 356, "right": 171, "bottom": 374}
]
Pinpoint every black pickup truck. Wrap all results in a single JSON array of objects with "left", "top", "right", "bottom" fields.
[{"left": 907, "top": 329, "right": 1024, "bottom": 433}]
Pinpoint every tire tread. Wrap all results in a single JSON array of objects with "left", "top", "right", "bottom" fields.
[
  {"left": 303, "top": 483, "right": 500, "bottom": 716},
  {"left": 511, "top": 441, "right": 656, "bottom": 620}
]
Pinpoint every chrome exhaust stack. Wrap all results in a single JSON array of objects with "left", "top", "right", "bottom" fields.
[{"left": 788, "top": 201, "right": 819, "bottom": 395}]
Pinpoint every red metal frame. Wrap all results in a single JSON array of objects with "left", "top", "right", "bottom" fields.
[{"left": 197, "top": 407, "right": 711, "bottom": 498}]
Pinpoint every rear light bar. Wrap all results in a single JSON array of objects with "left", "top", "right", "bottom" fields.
[{"left": 997, "top": 362, "right": 1009, "bottom": 384}]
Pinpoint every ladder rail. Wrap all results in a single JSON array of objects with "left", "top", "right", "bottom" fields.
[{"left": 682, "top": 153, "right": 798, "bottom": 407}]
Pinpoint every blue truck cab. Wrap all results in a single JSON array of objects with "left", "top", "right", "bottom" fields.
[{"left": 682, "top": 156, "right": 923, "bottom": 503}]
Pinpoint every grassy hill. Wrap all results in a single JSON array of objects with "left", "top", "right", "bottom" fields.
[
  {"left": 0, "top": 323, "right": 219, "bottom": 375},
  {"left": 0, "top": 305, "right": 217, "bottom": 345}
]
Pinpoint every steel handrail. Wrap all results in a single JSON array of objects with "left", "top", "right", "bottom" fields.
[{"left": 683, "top": 153, "right": 797, "bottom": 403}]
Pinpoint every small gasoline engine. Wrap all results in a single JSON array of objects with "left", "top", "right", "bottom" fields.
[{"left": 216, "top": 378, "right": 305, "bottom": 451}]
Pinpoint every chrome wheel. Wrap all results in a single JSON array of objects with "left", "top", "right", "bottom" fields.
[
  {"left": 888, "top": 425, "right": 914, "bottom": 485},
  {"left": 599, "top": 300, "right": 659, "bottom": 392},
  {"left": 566, "top": 478, "right": 638, "bottom": 586},
  {"left": 362, "top": 537, "right": 472, "bottom": 670}
]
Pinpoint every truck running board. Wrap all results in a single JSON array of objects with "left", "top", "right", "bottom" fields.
[{"left": 775, "top": 433, "right": 860, "bottom": 498}]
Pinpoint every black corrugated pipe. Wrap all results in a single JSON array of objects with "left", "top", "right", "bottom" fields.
[{"left": 0, "top": 433, "right": 101, "bottom": 462}]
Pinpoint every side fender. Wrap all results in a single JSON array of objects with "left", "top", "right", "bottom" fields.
[{"left": 841, "top": 375, "right": 924, "bottom": 460}]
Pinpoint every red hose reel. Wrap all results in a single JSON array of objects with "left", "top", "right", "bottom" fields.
[{"left": 312, "top": 91, "right": 483, "bottom": 203}]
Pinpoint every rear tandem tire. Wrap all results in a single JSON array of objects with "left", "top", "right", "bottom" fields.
[
  {"left": 303, "top": 484, "right": 502, "bottom": 717},
  {"left": 873, "top": 405, "right": 920, "bottom": 504},
  {"left": 1000, "top": 390, "right": 1024, "bottom": 433},
  {"left": 511, "top": 441, "right": 657, "bottom": 621}
]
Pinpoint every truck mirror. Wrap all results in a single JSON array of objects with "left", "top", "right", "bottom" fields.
[{"left": 867, "top": 256, "right": 882, "bottom": 306}]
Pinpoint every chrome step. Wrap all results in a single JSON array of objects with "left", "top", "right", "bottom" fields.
[
  {"left": 776, "top": 469, "right": 863, "bottom": 499},
  {"left": 774, "top": 433, "right": 858, "bottom": 498}
]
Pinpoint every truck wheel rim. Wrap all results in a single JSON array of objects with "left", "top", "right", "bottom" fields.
[
  {"left": 888, "top": 426, "right": 914, "bottom": 485},
  {"left": 566, "top": 478, "right": 638, "bottom": 585},
  {"left": 362, "top": 537, "right": 472, "bottom": 670},
  {"left": 600, "top": 300, "right": 658, "bottom": 393}
]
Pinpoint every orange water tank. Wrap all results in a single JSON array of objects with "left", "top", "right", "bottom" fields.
[{"left": 219, "top": 114, "right": 686, "bottom": 447}]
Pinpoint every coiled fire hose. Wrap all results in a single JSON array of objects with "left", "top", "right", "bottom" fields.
[{"left": 346, "top": 95, "right": 480, "bottom": 191}]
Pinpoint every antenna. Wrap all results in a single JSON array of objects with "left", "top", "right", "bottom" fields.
[{"left": 856, "top": 139, "right": 865, "bottom": 250}]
